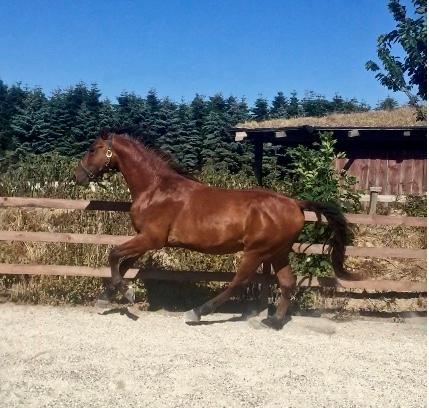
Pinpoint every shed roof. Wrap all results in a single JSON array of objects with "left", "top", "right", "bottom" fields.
[
  {"left": 233, "top": 107, "right": 427, "bottom": 146},
  {"left": 237, "top": 107, "right": 426, "bottom": 129}
]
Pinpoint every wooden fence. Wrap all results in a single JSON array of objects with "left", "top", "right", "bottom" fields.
[{"left": 0, "top": 197, "right": 426, "bottom": 294}]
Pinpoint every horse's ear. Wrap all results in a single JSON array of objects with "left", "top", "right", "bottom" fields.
[{"left": 99, "top": 128, "right": 110, "bottom": 140}]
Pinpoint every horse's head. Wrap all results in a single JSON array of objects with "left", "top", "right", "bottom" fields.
[{"left": 74, "top": 130, "right": 117, "bottom": 184}]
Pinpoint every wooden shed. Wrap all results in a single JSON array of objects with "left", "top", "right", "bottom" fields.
[{"left": 233, "top": 108, "right": 427, "bottom": 196}]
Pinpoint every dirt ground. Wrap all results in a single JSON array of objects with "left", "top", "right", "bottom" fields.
[{"left": 0, "top": 304, "right": 426, "bottom": 408}]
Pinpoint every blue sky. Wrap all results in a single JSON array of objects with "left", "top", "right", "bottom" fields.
[{"left": 0, "top": 0, "right": 415, "bottom": 107}]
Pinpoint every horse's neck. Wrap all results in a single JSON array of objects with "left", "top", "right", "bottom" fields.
[{"left": 114, "top": 138, "right": 176, "bottom": 200}]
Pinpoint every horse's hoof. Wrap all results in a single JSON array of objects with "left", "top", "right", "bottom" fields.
[
  {"left": 123, "top": 287, "right": 135, "bottom": 304},
  {"left": 261, "top": 317, "right": 285, "bottom": 331},
  {"left": 184, "top": 309, "right": 201, "bottom": 324}
]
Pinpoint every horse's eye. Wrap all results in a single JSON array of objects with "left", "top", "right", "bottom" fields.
[{"left": 89, "top": 148, "right": 95, "bottom": 154}]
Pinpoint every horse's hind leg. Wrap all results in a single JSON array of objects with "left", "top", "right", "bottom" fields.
[
  {"left": 184, "top": 252, "right": 262, "bottom": 323},
  {"left": 263, "top": 250, "right": 296, "bottom": 330}
]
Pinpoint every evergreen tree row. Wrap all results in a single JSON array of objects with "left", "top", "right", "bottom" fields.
[{"left": 0, "top": 79, "right": 374, "bottom": 171}]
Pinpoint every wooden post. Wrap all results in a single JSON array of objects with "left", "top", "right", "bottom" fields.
[
  {"left": 253, "top": 141, "right": 263, "bottom": 186},
  {"left": 369, "top": 187, "right": 382, "bottom": 215}
]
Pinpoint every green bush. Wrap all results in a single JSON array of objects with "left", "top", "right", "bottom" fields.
[
  {"left": 285, "top": 132, "right": 360, "bottom": 211},
  {"left": 284, "top": 132, "right": 360, "bottom": 277},
  {"left": 402, "top": 195, "right": 427, "bottom": 217}
]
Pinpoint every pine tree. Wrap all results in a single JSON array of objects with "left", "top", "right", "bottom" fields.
[
  {"left": 99, "top": 99, "right": 119, "bottom": 129},
  {"left": 175, "top": 103, "right": 201, "bottom": 170},
  {"left": 87, "top": 83, "right": 102, "bottom": 113},
  {"left": 209, "top": 94, "right": 227, "bottom": 114},
  {"left": 302, "top": 91, "right": 331, "bottom": 117},
  {"left": 144, "top": 89, "right": 161, "bottom": 145},
  {"left": 189, "top": 94, "right": 208, "bottom": 168},
  {"left": 226, "top": 96, "right": 249, "bottom": 125},
  {"left": 0, "top": 80, "right": 10, "bottom": 152},
  {"left": 116, "top": 92, "right": 151, "bottom": 143},
  {"left": 251, "top": 96, "right": 270, "bottom": 121},
  {"left": 10, "top": 88, "right": 48, "bottom": 153},
  {"left": 270, "top": 91, "right": 289, "bottom": 118},
  {"left": 202, "top": 110, "right": 228, "bottom": 165},
  {"left": 117, "top": 92, "right": 146, "bottom": 126},
  {"left": 202, "top": 93, "right": 240, "bottom": 171},
  {"left": 190, "top": 94, "right": 207, "bottom": 142},
  {"left": 70, "top": 102, "right": 100, "bottom": 154},
  {"left": 0, "top": 82, "right": 26, "bottom": 152},
  {"left": 47, "top": 89, "right": 75, "bottom": 155},
  {"left": 58, "top": 82, "right": 102, "bottom": 136},
  {"left": 287, "top": 91, "right": 301, "bottom": 117},
  {"left": 32, "top": 103, "right": 57, "bottom": 153},
  {"left": 146, "top": 89, "right": 160, "bottom": 115},
  {"left": 155, "top": 98, "right": 180, "bottom": 158},
  {"left": 331, "top": 94, "right": 346, "bottom": 113},
  {"left": 226, "top": 96, "right": 252, "bottom": 171},
  {"left": 376, "top": 96, "right": 399, "bottom": 110},
  {"left": 342, "top": 98, "right": 370, "bottom": 113},
  {"left": 65, "top": 83, "right": 87, "bottom": 126}
]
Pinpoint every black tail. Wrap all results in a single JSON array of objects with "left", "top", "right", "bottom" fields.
[{"left": 297, "top": 200, "right": 361, "bottom": 280}]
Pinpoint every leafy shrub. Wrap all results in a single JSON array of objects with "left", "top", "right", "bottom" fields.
[
  {"left": 402, "top": 195, "right": 427, "bottom": 217},
  {"left": 284, "top": 132, "right": 360, "bottom": 277},
  {"left": 285, "top": 132, "right": 360, "bottom": 211}
]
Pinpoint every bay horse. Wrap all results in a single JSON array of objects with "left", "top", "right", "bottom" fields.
[{"left": 75, "top": 129, "right": 357, "bottom": 329}]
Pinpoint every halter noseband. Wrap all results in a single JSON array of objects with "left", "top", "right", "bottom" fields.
[{"left": 78, "top": 135, "right": 113, "bottom": 180}]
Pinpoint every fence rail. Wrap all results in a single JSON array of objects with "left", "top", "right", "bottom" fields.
[
  {"left": 0, "top": 196, "right": 426, "bottom": 227},
  {"left": 0, "top": 197, "right": 427, "bottom": 295},
  {"left": 0, "top": 231, "right": 425, "bottom": 259},
  {"left": 0, "top": 264, "right": 425, "bottom": 293}
]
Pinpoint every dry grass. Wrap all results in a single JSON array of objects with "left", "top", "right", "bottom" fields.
[
  {"left": 313, "top": 294, "right": 427, "bottom": 314},
  {"left": 239, "top": 106, "right": 427, "bottom": 129},
  {"left": 346, "top": 224, "right": 426, "bottom": 281}
]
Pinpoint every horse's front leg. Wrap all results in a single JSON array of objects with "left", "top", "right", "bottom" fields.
[
  {"left": 97, "top": 234, "right": 157, "bottom": 307},
  {"left": 96, "top": 258, "right": 137, "bottom": 308}
]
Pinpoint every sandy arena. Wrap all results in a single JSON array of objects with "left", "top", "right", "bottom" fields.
[{"left": 0, "top": 303, "right": 426, "bottom": 408}]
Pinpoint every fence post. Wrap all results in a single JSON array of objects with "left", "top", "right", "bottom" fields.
[{"left": 368, "top": 187, "right": 382, "bottom": 215}]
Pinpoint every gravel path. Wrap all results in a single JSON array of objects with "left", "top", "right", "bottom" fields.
[{"left": 0, "top": 303, "right": 426, "bottom": 408}]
